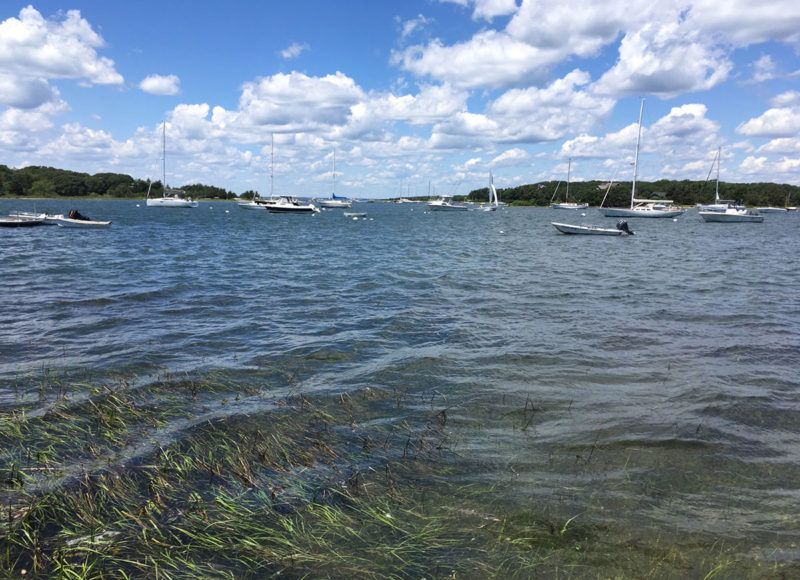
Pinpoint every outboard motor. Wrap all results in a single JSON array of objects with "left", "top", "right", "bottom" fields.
[
  {"left": 616, "top": 220, "right": 634, "bottom": 235},
  {"left": 69, "top": 209, "right": 90, "bottom": 221}
]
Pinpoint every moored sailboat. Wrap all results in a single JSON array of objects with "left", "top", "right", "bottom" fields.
[
  {"left": 146, "top": 122, "right": 198, "bottom": 208},
  {"left": 599, "top": 99, "right": 684, "bottom": 219}
]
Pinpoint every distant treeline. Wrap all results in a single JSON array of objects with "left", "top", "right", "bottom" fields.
[
  {"left": 468, "top": 179, "right": 799, "bottom": 207},
  {"left": 0, "top": 165, "right": 236, "bottom": 200}
]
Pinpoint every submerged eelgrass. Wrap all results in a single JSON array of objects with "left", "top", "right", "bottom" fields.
[{"left": 1, "top": 374, "right": 793, "bottom": 578}]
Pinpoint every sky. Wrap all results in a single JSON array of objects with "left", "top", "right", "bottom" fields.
[{"left": 1, "top": 0, "right": 800, "bottom": 199}]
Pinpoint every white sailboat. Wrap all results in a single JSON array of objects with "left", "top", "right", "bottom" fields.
[
  {"left": 599, "top": 99, "right": 684, "bottom": 219},
  {"left": 551, "top": 158, "right": 588, "bottom": 210},
  {"left": 318, "top": 149, "right": 352, "bottom": 208},
  {"left": 146, "top": 122, "right": 198, "bottom": 208},
  {"left": 480, "top": 172, "right": 500, "bottom": 211},
  {"left": 696, "top": 147, "right": 742, "bottom": 212},
  {"left": 239, "top": 134, "right": 277, "bottom": 210}
]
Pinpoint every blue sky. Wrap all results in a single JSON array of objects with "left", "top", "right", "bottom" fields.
[{"left": 2, "top": 1, "right": 800, "bottom": 198}]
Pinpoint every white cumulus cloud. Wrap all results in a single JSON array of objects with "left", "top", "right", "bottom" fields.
[{"left": 140, "top": 74, "right": 181, "bottom": 96}]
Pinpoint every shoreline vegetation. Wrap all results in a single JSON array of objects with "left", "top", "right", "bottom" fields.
[
  {"left": 1, "top": 369, "right": 794, "bottom": 578},
  {"left": 2, "top": 164, "right": 798, "bottom": 208}
]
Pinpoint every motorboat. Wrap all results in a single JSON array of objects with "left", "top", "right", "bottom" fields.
[
  {"left": 267, "top": 195, "right": 319, "bottom": 214},
  {"left": 551, "top": 159, "right": 588, "bottom": 210},
  {"left": 146, "top": 122, "right": 198, "bottom": 208},
  {"left": 427, "top": 195, "right": 468, "bottom": 211},
  {"left": 700, "top": 207, "right": 763, "bottom": 223},
  {"left": 599, "top": 99, "right": 685, "bottom": 219},
  {"left": 48, "top": 209, "right": 111, "bottom": 228},
  {"left": 755, "top": 206, "right": 788, "bottom": 213},
  {"left": 552, "top": 220, "right": 634, "bottom": 236}
]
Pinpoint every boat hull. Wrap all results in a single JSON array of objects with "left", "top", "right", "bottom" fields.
[
  {"left": 427, "top": 203, "right": 468, "bottom": 211},
  {"left": 700, "top": 210, "right": 763, "bottom": 223},
  {"left": 319, "top": 200, "right": 352, "bottom": 208},
  {"left": 52, "top": 217, "right": 112, "bottom": 228},
  {"left": 0, "top": 216, "right": 44, "bottom": 227},
  {"left": 598, "top": 207, "right": 684, "bottom": 218},
  {"left": 551, "top": 203, "right": 588, "bottom": 210},
  {"left": 552, "top": 222, "right": 622, "bottom": 235},
  {"left": 146, "top": 197, "right": 198, "bottom": 208}
]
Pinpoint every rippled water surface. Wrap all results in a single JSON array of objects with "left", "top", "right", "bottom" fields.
[{"left": 2, "top": 198, "right": 799, "bottom": 557}]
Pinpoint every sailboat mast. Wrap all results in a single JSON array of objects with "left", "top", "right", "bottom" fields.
[
  {"left": 270, "top": 133, "right": 274, "bottom": 198},
  {"left": 715, "top": 146, "right": 720, "bottom": 202},
  {"left": 631, "top": 97, "right": 644, "bottom": 208},
  {"left": 566, "top": 158, "right": 571, "bottom": 200},
  {"left": 332, "top": 148, "right": 336, "bottom": 195},
  {"left": 162, "top": 121, "right": 166, "bottom": 191}
]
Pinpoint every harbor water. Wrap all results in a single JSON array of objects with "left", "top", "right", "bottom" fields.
[{"left": 2, "top": 198, "right": 799, "bottom": 574}]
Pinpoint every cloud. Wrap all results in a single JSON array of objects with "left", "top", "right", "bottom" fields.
[
  {"left": 594, "top": 21, "right": 732, "bottom": 98},
  {"left": 771, "top": 91, "right": 800, "bottom": 107},
  {"left": 491, "top": 147, "right": 529, "bottom": 167},
  {"left": 237, "top": 71, "right": 366, "bottom": 131},
  {"left": 487, "top": 70, "right": 615, "bottom": 142},
  {"left": 0, "top": 6, "right": 122, "bottom": 85},
  {"left": 0, "top": 73, "right": 61, "bottom": 109},
  {"left": 750, "top": 55, "right": 777, "bottom": 83},
  {"left": 140, "top": 74, "right": 181, "bottom": 96},
  {"left": 392, "top": 30, "right": 556, "bottom": 90},
  {"left": 280, "top": 42, "right": 310, "bottom": 59},
  {"left": 736, "top": 106, "right": 800, "bottom": 138},
  {"left": 399, "top": 14, "right": 432, "bottom": 41}
]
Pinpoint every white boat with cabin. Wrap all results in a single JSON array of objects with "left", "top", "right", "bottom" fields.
[
  {"left": 267, "top": 195, "right": 319, "bottom": 214},
  {"left": 599, "top": 99, "right": 685, "bottom": 219},
  {"left": 428, "top": 195, "right": 468, "bottom": 211},
  {"left": 700, "top": 207, "right": 763, "bottom": 223}
]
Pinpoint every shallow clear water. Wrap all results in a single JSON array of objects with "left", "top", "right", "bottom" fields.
[{"left": 2, "top": 198, "right": 799, "bottom": 550}]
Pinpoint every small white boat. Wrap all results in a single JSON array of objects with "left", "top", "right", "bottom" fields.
[
  {"left": 755, "top": 206, "right": 788, "bottom": 213},
  {"left": 700, "top": 207, "right": 763, "bottom": 223},
  {"left": 427, "top": 195, "right": 468, "bottom": 211},
  {"left": 696, "top": 147, "right": 743, "bottom": 212},
  {"left": 319, "top": 195, "right": 352, "bottom": 208},
  {"left": 551, "top": 159, "right": 588, "bottom": 210},
  {"left": 237, "top": 198, "right": 272, "bottom": 210},
  {"left": 0, "top": 214, "right": 44, "bottom": 227},
  {"left": 343, "top": 212, "right": 367, "bottom": 218},
  {"left": 146, "top": 122, "right": 198, "bottom": 208},
  {"left": 267, "top": 195, "right": 319, "bottom": 214},
  {"left": 49, "top": 209, "right": 111, "bottom": 228},
  {"left": 478, "top": 172, "right": 500, "bottom": 211},
  {"left": 318, "top": 150, "right": 352, "bottom": 208},
  {"left": 52, "top": 217, "right": 112, "bottom": 228},
  {"left": 552, "top": 220, "right": 634, "bottom": 236}
]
